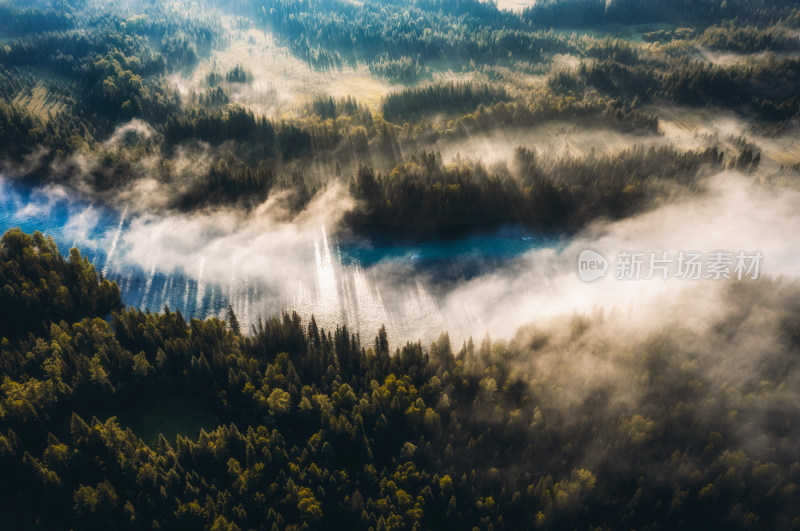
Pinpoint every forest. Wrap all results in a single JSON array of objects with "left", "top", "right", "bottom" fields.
[
  {"left": 2, "top": 229, "right": 800, "bottom": 529},
  {"left": 0, "top": 0, "right": 799, "bottom": 235},
  {"left": 2, "top": 0, "right": 800, "bottom": 529}
]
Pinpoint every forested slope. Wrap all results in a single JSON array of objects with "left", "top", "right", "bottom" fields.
[
  {"left": 2, "top": 230, "right": 799, "bottom": 529},
  {"left": 1, "top": 0, "right": 798, "bottom": 236}
]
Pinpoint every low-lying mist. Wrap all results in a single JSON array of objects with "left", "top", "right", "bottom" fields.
[
  {"left": 168, "top": 21, "right": 393, "bottom": 116},
  {"left": 440, "top": 171, "right": 800, "bottom": 342},
  {"left": 5, "top": 165, "right": 795, "bottom": 351}
]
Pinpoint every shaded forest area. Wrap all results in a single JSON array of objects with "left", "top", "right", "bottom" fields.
[
  {"left": 346, "top": 145, "right": 726, "bottom": 232},
  {"left": 0, "top": 0, "right": 799, "bottom": 237},
  {"left": 3, "top": 1, "right": 800, "bottom": 529},
  {"left": 2, "top": 230, "right": 800, "bottom": 529}
]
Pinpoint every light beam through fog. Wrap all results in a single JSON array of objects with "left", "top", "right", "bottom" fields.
[
  {"left": 0, "top": 175, "right": 541, "bottom": 342},
  {"left": 2, "top": 170, "right": 799, "bottom": 346},
  {"left": 3, "top": 0, "right": 800, "bottom": 526}
]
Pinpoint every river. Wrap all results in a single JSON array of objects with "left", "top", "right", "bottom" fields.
[{"left": 0, "top": 175, "right": 562, "bottom": 343}]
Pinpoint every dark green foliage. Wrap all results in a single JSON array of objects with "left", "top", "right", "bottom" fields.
[
  {"left": 369, "top": 56, "right": 430, "bottom": 84},
  {"left": 305, "top": 95, "right": 366, "bottom": 121},
  {"left": 0, "top": 228, "right": 121, "bottom": 341},
  {"left": 206, "top": 70, "right": 223, "bottom": 87},
  {"left": 0, "top": 0, "right": 798, "bottom": 527},
  {"left": 0, "top": 0, "right": 798, "bottom": 235},
  {"left": 348, "top": 145, "right": 722, "bottom": 232},
  {"left": 163, "top": 106, "right": 312, "bottom": 160},
  {"left": 548, "top": 56, "right": 800, "bottom": 120},
  {"left": 227, "top": 305, "right": 241, "bottom": 336},
  {"left": 698, "top": 23, "right": 800, "bottom": 53},
  {"left": 0, "top": 1, "right": 75, "bottom": 36},
  {"left": 164, "top": 106, "right": 277, "bottom": 147},
  {"left": 0, "top": 0, "right": 218, "bottom": 144},
  {"left": 255, "top": 0, "right": 548, "bottom": 70},
  {"left": 523, "top": 0, "right": 800, "bottom": 27},
  {"left": 661, "top": 58, "right": 800, "bottom": 120},
  {"left": 199, "top": 86, "right": 229, "bottom": 107},
  {"left": 225, "top": 64, "right": 252, "bottom": 84},
  {"left": 1, "top": 233, "right": 799, "bottom": 529},
  {"left": 161, "top": 31, "right": 199, "bottom": 70},
  {"left": 382, "top": 82, "right": 509, "bottom": 123}
]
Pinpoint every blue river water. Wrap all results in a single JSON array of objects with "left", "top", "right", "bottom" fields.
[
  {"left": 0, "top": 175, "right": 559, "bottom": 339},
  {"left": 338, "top": 226, "right": 551, "bottom": 268}
]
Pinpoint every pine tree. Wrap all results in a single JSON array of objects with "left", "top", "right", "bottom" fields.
[{"left": 227, "top": 305, "right": 241, "bottom": 336}]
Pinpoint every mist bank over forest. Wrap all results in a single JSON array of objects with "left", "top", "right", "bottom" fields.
[
  {"left": 0, "top": 0, "right": 798, "bottom": 343},
  {"left": 1, "top": 225, "right": 800, "bottom": 529},
  {"left": 1, "top": 0, "right": 800, "bottom": 240},
  {"left": 1, "top": 0, "right": 799, "bottom": 344},
  {"left": 3, "top": 166, "right": 797, "bottom": 348},
  {"left": 2, "top": 0, "right": 800, "bottom": 528}
]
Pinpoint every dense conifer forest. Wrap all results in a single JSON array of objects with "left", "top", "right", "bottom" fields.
[
  {"left": 0, "top": 0, "right": 797, "bottom": 233},
  {"left": 2, "top": 230, "right": 800, "bottom": 529},
  {"left": 2, "top": 0, "right": 800, "bottom": 529}
]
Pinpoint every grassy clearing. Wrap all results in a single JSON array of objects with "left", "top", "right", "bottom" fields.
[{"left": 112, "top": 390, "right": 220, "bottom": 446}]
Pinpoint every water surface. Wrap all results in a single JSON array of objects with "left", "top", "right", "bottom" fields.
[{"left": 0, "top": 176, "right": 560, "bottom": 342}]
